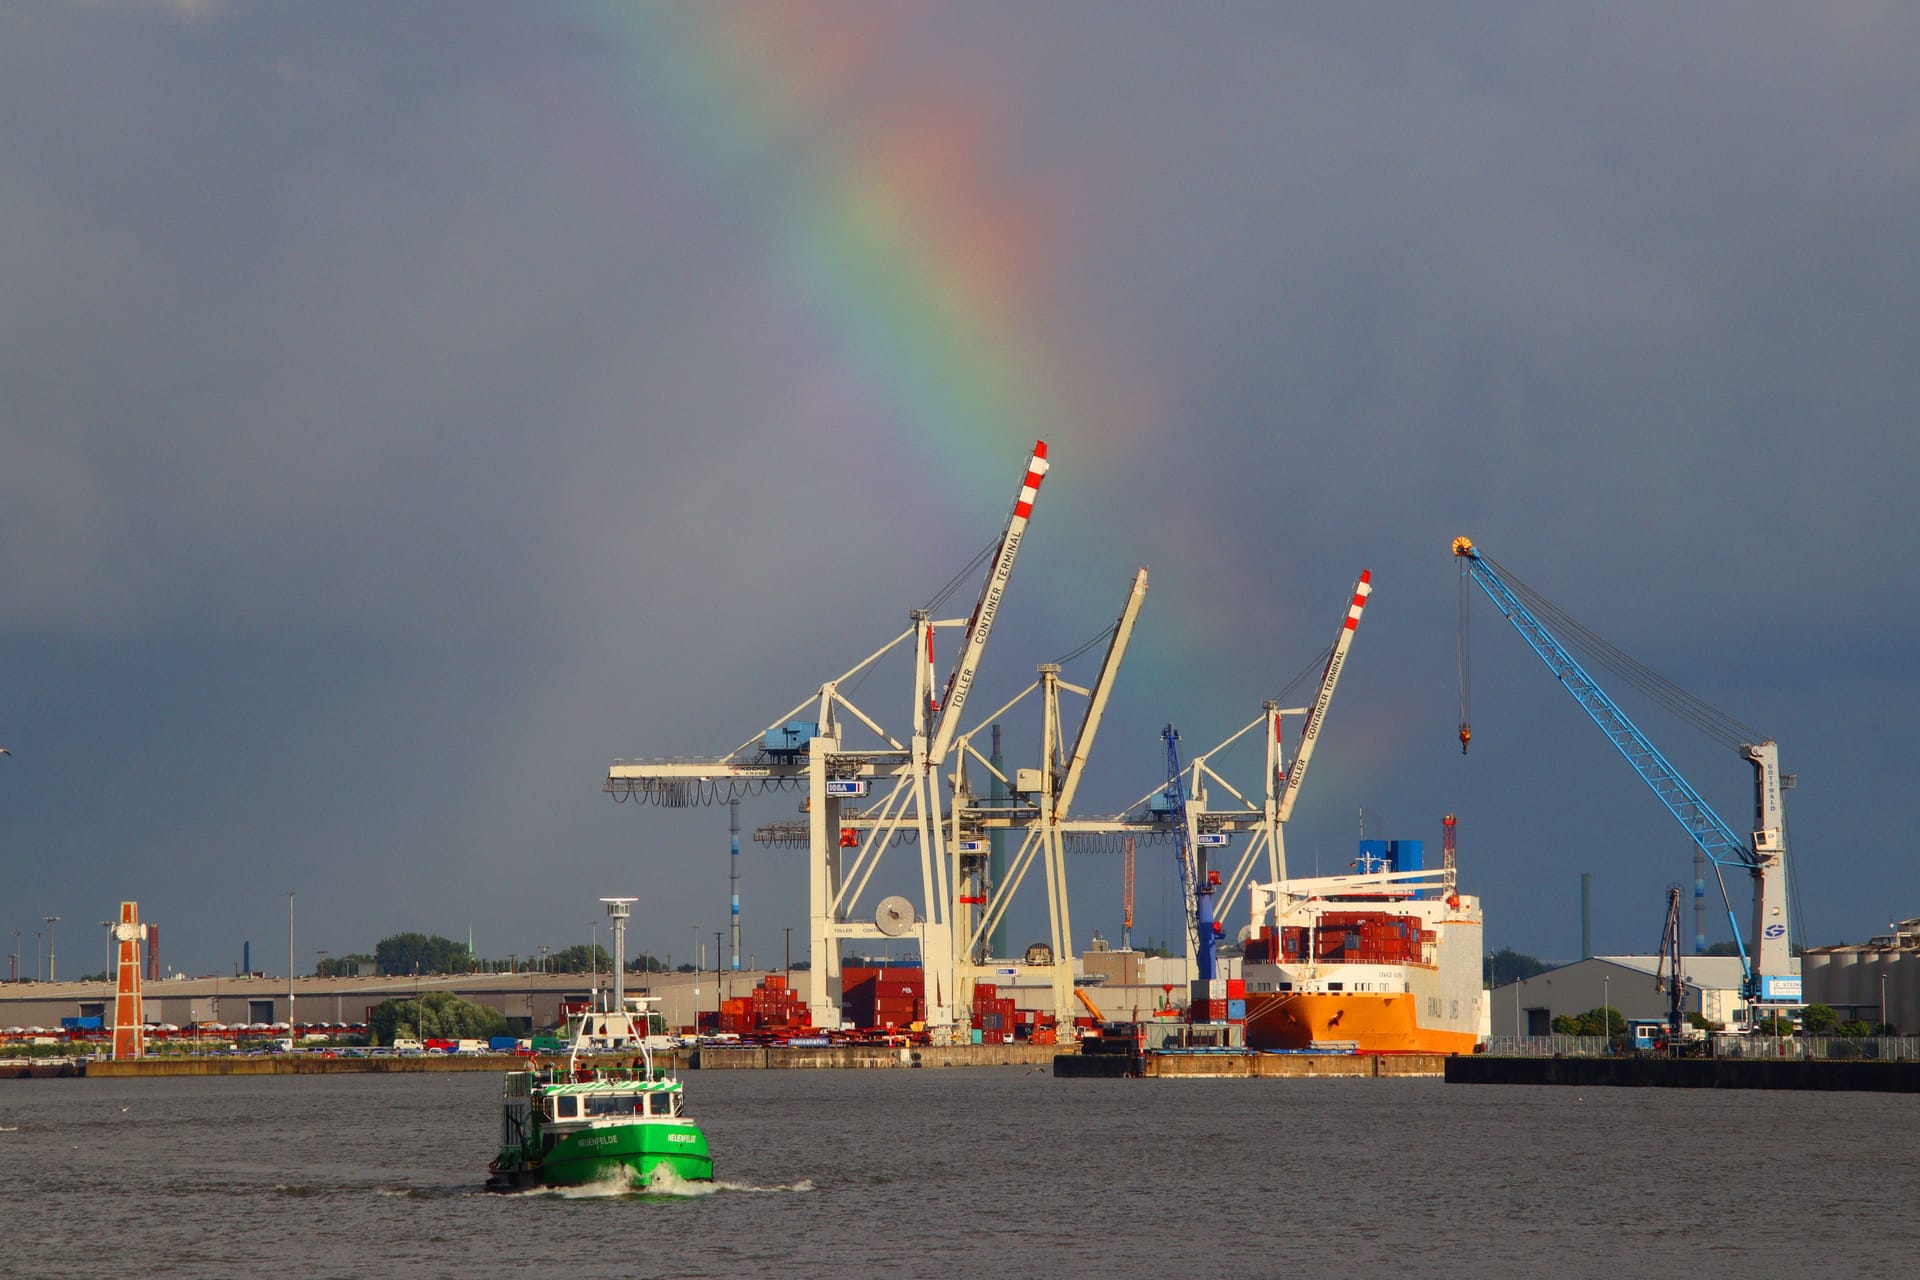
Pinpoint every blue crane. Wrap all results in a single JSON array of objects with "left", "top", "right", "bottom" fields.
[
  {"left": 1161, "top": 724, "right": 1219, "bottom": 983},
  {"left": 1453, "top": 538, "right": 1797, "bottom": 1005}
]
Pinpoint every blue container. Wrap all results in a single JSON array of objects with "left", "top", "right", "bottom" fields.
[{"left": 1226, "top": 999, "right": 1247, "bottom": 1022}]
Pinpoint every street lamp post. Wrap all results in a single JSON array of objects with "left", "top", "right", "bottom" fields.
[
  {"left": 1881, "top": 974, "right": 1888, "bottom": 1035},
  {"left": 34, "top": 930, "right": 42, "bottom": 982},
  {"left": 1603, "top": 975, "right": 1611, "bottom": 1052},
  {"left": 45, "top": 916, "right": 59, "bottom": 983}
]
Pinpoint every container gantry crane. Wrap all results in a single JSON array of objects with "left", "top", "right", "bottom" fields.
[
  {"left": 946, "top": 566, "right": 1150, "bottom": 1022},
  {"left": 1453, "top": 537, "right": 1798, "bottom": 1006},
  {"left": 606, "top": 441, "right": 1050, "bottom": 1036}
]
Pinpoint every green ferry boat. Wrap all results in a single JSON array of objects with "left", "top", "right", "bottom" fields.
[{"left": 486, "top": 898, "right": 712, "bottom": 1191}]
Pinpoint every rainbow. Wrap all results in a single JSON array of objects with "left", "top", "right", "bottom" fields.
[{"left": 575, "top": 3, "right": 1144, "bottom": 499}]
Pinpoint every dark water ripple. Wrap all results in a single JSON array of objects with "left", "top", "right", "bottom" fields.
[{"left": 1, "top": 1069, "right": 1914, "bottom": 1278}]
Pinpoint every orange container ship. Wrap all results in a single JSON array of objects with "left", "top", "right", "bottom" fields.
[{"left": 1241, "top": 845, "right": 1484, "bottom": 1054}]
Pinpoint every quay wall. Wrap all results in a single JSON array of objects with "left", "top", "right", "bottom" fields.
[
  {"left": 697, "top": 1043, "right": 1060, "bottom": 1070},
  {"left": 1056, "top": 1053, "right": 1447, "bottom": 1079},
  {"left": 1447, "top": 1055, "right": 1920, "bottom": 1092},
  {"left": 55, "top": 1044, "right": 1059, "bottom": 1078}
]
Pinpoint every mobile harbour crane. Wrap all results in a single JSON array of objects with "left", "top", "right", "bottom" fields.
[{"left": 1453, "top": 537, "right": 1798, "bottom": 1008}]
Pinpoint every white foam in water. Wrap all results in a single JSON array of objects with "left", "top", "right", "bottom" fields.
[
  {"left": 545, "top": 1171, "right": 640, "bottom": 1199},
  {"left": 535, "top": 1166, "right": 817, "bottom": 1199}
]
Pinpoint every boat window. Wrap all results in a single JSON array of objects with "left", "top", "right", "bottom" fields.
[
  {"left": 1327, "top": 983, "right": 1344, "bottom": 991},
  {"left": 556, "top": 1095, "right": 579, "bottom": 1120}
]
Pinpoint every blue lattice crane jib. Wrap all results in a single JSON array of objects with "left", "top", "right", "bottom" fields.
[{"left": 1451, "top": 537, "right": 1796, "bottom": 1004}]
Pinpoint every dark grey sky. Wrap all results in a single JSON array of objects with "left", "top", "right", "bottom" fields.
[{"left": 2, "top": 2, "right": 1915, "bottom": 978}]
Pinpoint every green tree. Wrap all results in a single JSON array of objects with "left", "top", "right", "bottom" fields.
[
  {"left": 368, "top": 992, "right": 507, "bottom": 1045},
  {"left": 1485, "top": 948, "right": 1553, "bottom": 987},
  {"left": 1800, "top": 1003, "right": 1838, "bottom": 1035},
  {"left": 1752, "top": 1012, "right": 1795, "bottom": 1035},
  {"left": 546, "top": 944, "right": 611, "bottom": 974},
  {"left": 1834, "top": 1019, "right": 1872, "bottom": 1038},
  {"left": 373, "top": 932, "right": 472, "bottom": 976},
  {"left": 627, "top": 953, "right": 668, "bottom": 974},
  {"left": 1549, "top": 1007, "right": 1626, "bottom": 1037}
]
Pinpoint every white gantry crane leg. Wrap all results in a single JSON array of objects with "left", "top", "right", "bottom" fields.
[{"left": 806, "top": 730, "right": 845, "bottom": 1031}]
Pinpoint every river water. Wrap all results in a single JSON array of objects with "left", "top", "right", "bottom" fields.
[{"left": 5, "top": 1068, "right": 1914, "bottom": 1278}]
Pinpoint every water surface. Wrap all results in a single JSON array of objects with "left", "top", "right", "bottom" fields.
[{"left": 5, "top": 1068, "right": 1912, "bottom": 1278}]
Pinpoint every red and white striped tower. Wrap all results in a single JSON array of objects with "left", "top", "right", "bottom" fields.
[{"left": 111, "top": 902, "right": 146, "bottom": 1061}]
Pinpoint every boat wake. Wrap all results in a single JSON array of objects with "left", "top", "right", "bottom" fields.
[{"left": 536, "top": 1168, "right": 815, "bottom": 1200}]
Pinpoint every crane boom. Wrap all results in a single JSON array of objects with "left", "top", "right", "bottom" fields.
[
  {"left": 1453, "top": 537, "right": 1796, "bottom": 1003},
  {"left": 1276, "top": 569, "right": 1371, "bottom": 824},
  {"left": 1054, "top": 568, "right": 1150, "bottom": 819},
  {"left": 927, "top": 442, "right": 1050, "bottom": 767}
]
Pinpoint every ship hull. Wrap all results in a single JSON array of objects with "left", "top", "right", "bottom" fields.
[
  {"left": 490, "top": 1118, "right": 712, "bottom": 1190},
  {"left": 1244, "top": 990, "right": 1479, "bottom": 1054}
]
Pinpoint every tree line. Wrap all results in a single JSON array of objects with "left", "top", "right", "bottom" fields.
[{"left": 313, "top": 932, "right": 676, "bottom": 978}]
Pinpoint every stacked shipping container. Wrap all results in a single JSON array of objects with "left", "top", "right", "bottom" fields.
[
  {"left": 714, "top": 973, "right": 812, "bottom": 1036},
  {"left": 842, "top": 966, "right": 926, "bottom": 1030}
]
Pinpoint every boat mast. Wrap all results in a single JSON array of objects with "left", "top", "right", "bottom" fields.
[{"left": 602, "top": 897, "right": 636, "bottom": 1015}]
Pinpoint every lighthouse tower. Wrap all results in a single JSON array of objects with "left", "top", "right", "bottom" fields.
[{"left": 111, "top": 902, "right": 148, "bottom": 1061}]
